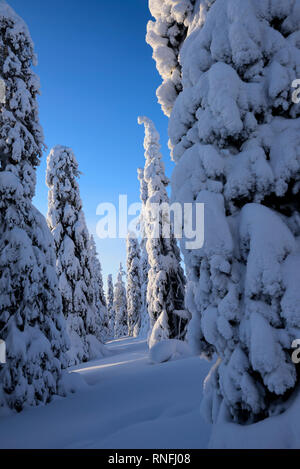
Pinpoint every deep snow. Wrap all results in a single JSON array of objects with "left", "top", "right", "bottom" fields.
[{"left": 0, "top": 337, "right": 212, "bottom": 449}]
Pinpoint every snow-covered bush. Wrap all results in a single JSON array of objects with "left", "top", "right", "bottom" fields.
[
  {"left": 114, "top": 264, "right": 128, "bottom": 339},
  {"left": 149, "top": 339, "right": 192, "bottom": 364},
  {"left": 0, "top": 1, "right": 69, "bottom": 412},
  {"left": 148, "top": 0, "right": 300, "bottom": 423},
  {"left": 47, "top": 145, "right": 104, "bottom": 365},
  {"left": 138, "top": 116, "right": 189, "bottom": 349},
  {"left": 126, "top": 234, "right": 142, "bottom": 337}
]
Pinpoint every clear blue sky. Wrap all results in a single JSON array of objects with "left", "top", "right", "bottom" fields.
[{"left": 8, "top": 0, "right": 173, "bottom": 285}]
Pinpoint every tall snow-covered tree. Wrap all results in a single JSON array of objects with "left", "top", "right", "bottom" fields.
[
  {"left": 0, "top": 1, "right": 69, "bottom": 412},
  {"left": 46, "top": 145, "right": 104, "bottom": 365},
  {"left": 148, "top": 0, "right": 300, "bottom": 423},
  {"left": 137, "top": 168, "right": 150, "bottom": 338},
  {"left": 126, "top": 234, "right": 142, "bottom": 337},
  {"left": 0, "top": 0, "right": 44, "bottom": 197},
  {"left": 114, "top": 264, "right": 128, "bottom": 339},
  {"left": 106, "top": 274, "right": 115, "bottom": 339},
  {"left": 146, "top": 0, "right": 194, "bottom": 118},
  {"left": 89, "top": 235, "right": 109, "bottom": 342},
  {"left": 138, "top": 116, "right": 189, "bottom": 348}
]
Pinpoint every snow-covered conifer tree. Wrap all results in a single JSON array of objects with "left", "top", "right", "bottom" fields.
[
  {"left": 0, "top": 1, "right": 69, "bottom": 412},
  {"left": 146, "top": 0, "right": 195, "bottom": 118},
  {"left": 89, "top": 235, "right": 109, "bottom": 342},
  {"left": 113, "top": 264, "right": 128, "bottom": 339},
  {"left": 126, "top": 234, "right": 142, "bottom": 337},
  {"left": 138, "top": 116, "right": 189, "bottom": 348},
  {"left": 106, "top": 274, "right": 115, "bottom": 339},
  {"left": 0, "top": 0, "right": 44, "bottom": 197},
  {"left": 137, "top": 168, "right": 150, "bottom": 338},
  {"left": 148, "top": 0, "right": 300, "bottom": 423},
  {"left": 47, "top": 145, "right": 104, "bottom": 365}
]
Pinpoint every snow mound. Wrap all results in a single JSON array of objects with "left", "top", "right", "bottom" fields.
[
  {"left": 60, "top": 370, "right": 89, "bottom": 395},
  {"left": 209, "top": 386, "right": 300, "bottom": 449},
  {"left": 86, "top": 335, "right": 107, "bottom": 360},
  {"left": 149, "top": 339, "right": 192, "bottom": 364}
]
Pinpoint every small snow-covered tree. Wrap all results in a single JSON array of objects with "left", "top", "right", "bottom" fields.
[
  {"left": 89, "top": 235, "right": 108, "bottom": 342},
  {"left": 148, "top": 0, "right": 300, "bottom": 423},
  {"left": 114, "top": 264, "right": 128, "bottom": 338},
  {"left": 0, "top": 1, "right": 69, "bottom": 412},
  {"left": 47, "top": 145, "right": 104, "bottom": 365},
  {"left": 106, "top": 274, "right": 115, "bottom": 339},
  {"left": 138, "top": 116, "right": 189, "bottom": 348},
  {"left": 137, "top": 168, "right": 150, "bottom": 338},
  {"left": 126, "top": 234, "right": 142, "bottom": 337}
]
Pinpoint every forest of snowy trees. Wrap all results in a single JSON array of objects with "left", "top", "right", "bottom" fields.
[
  {"left": 0, "top": 0, "right": 300, "bottom": 451},
  {"left": 0, "top": 0, "right": 186, "bottom": 413}
]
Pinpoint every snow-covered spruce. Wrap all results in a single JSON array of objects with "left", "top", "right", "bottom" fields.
[
  {"left": 0, "top": 1, "right": 69, "bottom": 412},
  {"left": 0, "top": 174, "right": 70, "bottom": 412},
  {"left": 137, "top": 168, "right": 150, "bottom": 339},
  {"left": 0, "top": 0, "right": 44, "bottom": 198},
  {"left": 126, "top": 233, "right": 142, "bottom": 337},
  {"left": 139, "top": 245, "right": 150, "bottom": 338},
  {"left": 89, "top": 235, "right": 109, "bottom": 343},
  {"left": 146, "top": 0, "right": 196, "bottom": 117},
  {"left": 114, "top": 264, "right": 128, "bottom": 339},
  {"left": 148, "top": 0, "right": 300, "bottom": 423},
  {"left": 138, "top": 116, "right": 189, "bottom": 348},
  {"left": 46, "top": 145, "right": 105, "bottom": 365},
  {"left": 106, "top": 274, "right": 115, "bottom": 339}
]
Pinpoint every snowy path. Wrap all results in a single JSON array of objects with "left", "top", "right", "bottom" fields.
[{"left": 0, "top": 338, "right": 211, "bottom": 449}]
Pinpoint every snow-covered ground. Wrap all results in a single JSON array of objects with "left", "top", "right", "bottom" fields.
[{"left": 0, "top": 337, "right": 212, "bottom": 449}]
